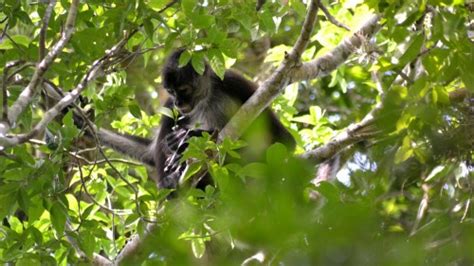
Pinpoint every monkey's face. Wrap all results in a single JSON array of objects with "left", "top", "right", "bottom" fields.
[{"left": 166, "top": 84, "right": 195, "bottom": 114}]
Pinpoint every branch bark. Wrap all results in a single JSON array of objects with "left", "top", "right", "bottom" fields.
[
  {"left": 113, "top": 223, "right": 158, "bottom": 265},
  {"left": 39, "top": 0, "right": 57, "bottom": 60},
  {"left": 220, "top": 13, "right": 380, "bottom": 141},
  {"left": 219, "top": 0, "right": 320, "bottom": 140},
  {"left": 301, "top": 90, "right": 383, "bottom": 163},
  {"left": 0, "top": 30, "right": 138, "bottom": 147},
  {"left": 291, "top": 14, "right": 380, "bottom": 82},
  {"left": 7, "top": 0, "right": 79, "bottom": 126}
]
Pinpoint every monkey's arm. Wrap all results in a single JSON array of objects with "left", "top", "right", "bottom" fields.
[
  {"left": 73, "top": 110, "right": 156, "bottom": 166},
  {"left": 95, "top": 128, "right": 156, "bottom": 166},
  {"left": 223, "top": 70, "right": 295, "bottom": 149}
]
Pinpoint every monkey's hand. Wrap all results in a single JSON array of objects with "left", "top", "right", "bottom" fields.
[
  {"left": 162, "top": 128, "right": 215, "bottom": 187},
  {"left": 163, "top": 128, "right": 214, "bottom": 154}
]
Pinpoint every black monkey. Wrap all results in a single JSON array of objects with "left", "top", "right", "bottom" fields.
[{"left": 82, "top": 49, "right": 295, "bottom": 189}]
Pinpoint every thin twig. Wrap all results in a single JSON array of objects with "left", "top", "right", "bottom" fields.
[
  {"left": 6, "top": 62, "right": 36, "bottom": 83},
  {"left": 39, "top": 0, "right": 57, "bottom": 60},
  {"left": 319, "top": 2, "right": 350, "bottom": 31},
  {"left": 28, "top": 138, "right": 142, "bottom": 166},
  {"left": 0, "top": 20, "right": 9, "bottom": 41},
  {"left": 157, "top": 0, "right": 179, "bottom": 14},
  {"left": 76, "top": 156, "right": 116, "bottom": 215}
]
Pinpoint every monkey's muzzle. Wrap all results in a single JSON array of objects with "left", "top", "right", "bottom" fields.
[{"left": 177, "top": 103, "right": 192, "bottom": 114}]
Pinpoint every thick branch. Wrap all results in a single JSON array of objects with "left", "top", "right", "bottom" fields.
[
  {"left": 113, "top": 223, "right": 158, "bottom": 264},
  {"left": 115, "top": 2, "right": 320, "bottom": 263},
  {"left": 7, "top": 0, "right": 79, "bottom": 126},
  {"left": 291, "top": 15, "right": 380, "bottom": 81},
  {"left": 219, "top": 0, "right": 320, "bottom": 140},
  {"left": 301, "top": 108, "right": 379, "bottom": 163}
]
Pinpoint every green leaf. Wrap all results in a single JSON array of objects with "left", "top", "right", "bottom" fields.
[
  {"left": 181, "top": 0, "right": 196, "bottom": 16},
  {"left": 314, "top": 181, "right": 340, "bottom": 202},
  {"left": 0, "top": 193, "right": 17, "bottom": 221},
  {"left": 219, "top": 39, "right": 238, "bottom": 58},
  {"left": 143, "top": 18, "right": 154, "bottom": 41},
  {"left": 260, "top": 10, "right": 276, "bottom": 33},
  {"left": 209, "top": 49, "right": 226, "bottom": 80},
  {"left": 129, "top": 103, "right": 142, "bottom": 118},
  {"left": 191, "top": 237, "right": 206, "bottom": 258},
  {"left": 191, "top": 14, "right": 215, "bottom": 29},
  {"left": 291, "top": 0, "right": 307, "bottom": 17},
  {"left": 458, "top": 46, "right": 474, "bottom": 89},
  {"left": 266, "top": 143, "right": 287, "bottom": 166},
  {"left": 178, "top": 50, "right": 192, "bottom": 67},
  {"left": 191, "top": 53, "right": 206, "bottom": 75},
  {"left": 147, "top": 0, "right": 168, "bottom": 10},
  {"left": 180, "top": 162, "right": 203, "bottom": 184},
  {"left": 27, "top": 227, "right": 43, "bottom": 245},
  {"left": 16, "top": 258, "right": 41, "bottom": 266},
  {"left": 394, "top": 136, "right": 413, "bottom": 164},
  {"left": 209, "top": 163, "right": 230, "bottom": 191},
  {"left": 398, "top": 34, "right": 424, "bottom": 66},
  {"left": 12, "top": 35, "right": 31, "bottom": 47},
  {"left": 425, "top": 165, "right": 448, "bottom": 182},
  {"left": 50, "top": 202, "right": 67, "bottom": 235},
  {"left": 28, "top": 199, "right": 44, "bottom": 223},
  {"left": 79, "top": 231, "right": 96, "bottom": 258},
  {"left": 207, "top": 28, "right": 227, "bottom": 45},
  {"left": 240, "top": 163, "right": 268, "bottom": 179},
  {"left": 433, "top": 86, "right": 450, "bottom": 105}
]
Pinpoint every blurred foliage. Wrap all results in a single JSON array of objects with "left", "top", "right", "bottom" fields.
[{"left": 0, "top": 0, "right": 473, "bottom": 265}]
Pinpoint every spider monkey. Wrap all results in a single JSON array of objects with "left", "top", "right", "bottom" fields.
[{"left": 84, "top": 49, "right": 295, "bottom": 189}]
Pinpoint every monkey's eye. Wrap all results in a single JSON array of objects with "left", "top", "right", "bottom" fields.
[{"left": 176, "top": 85, "right": 192, "bottom": 96}]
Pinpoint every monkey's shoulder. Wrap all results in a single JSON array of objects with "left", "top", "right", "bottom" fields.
[{"left": 217, "top": 70, "right": 257, "bottom": 103}]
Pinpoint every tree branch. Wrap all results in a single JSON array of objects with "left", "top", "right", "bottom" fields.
[
  {"left": 113, "top": 222, "right": 160, "bottom": 264},
  {"left": 39, "top": 0, "right": 57, "bottom": 60},
  {"left": 219, "top": 0, "right": 320, "bottom": 140},
  {"left": 7, "top": 0, "right": 79, "bottom": 126},
  {"left": 319, "top": 2, "right": 350, "bottom": 31},
  {"left": 291, "top": 14, "right": 380, "bottom": 81},
  {"left": 2, "top": 61, "right": 25, "bottom": 123},
  {"left": 114, "top": 2, "right": 320, "bottom": 262},
  {"left": 0, "top": 29, "right": 138, "bottom": 147},
  {"left": 65, "top": 222, "right": 113, "bottom": 265},
  {"left": 301, "top": 94, "right": 382, "bottom": 163}
]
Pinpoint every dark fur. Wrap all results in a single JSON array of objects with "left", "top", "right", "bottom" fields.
[
  {"left": 90, "top": 49, "right": 295, "bottom": 189},
  {"left": 156, "top": 49, "right": 295, "bottom": 188}
]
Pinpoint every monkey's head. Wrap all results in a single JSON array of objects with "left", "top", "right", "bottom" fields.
[{"left": 162, "top": 49, "right": 212, "bottom": 114}]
